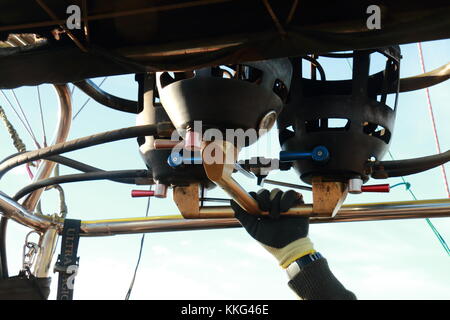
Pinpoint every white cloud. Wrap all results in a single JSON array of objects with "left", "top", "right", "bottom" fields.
[
  {"left": 223, "top": 239, "right": 274, "bottom": 262},
  {"left": 151, "top": 245, "right": 170, "bottom": 256}
]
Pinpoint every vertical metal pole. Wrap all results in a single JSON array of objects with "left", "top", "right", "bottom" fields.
[
  {"left": 33, "top": 227, "right": 59, "bottom": 277},
  {"left": 28, "top": 84, "right": 72, "bottom": 278},
  {"left": 21, "top": 84, "right": 72, "bottom": 211}
]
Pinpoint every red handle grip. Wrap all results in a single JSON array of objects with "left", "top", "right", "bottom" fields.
[
  {"left": 361, "top": 184, "right": 390, "bottom": 193},
  {"left": 131, "top": 190, "right": 155, "bottom": 197}
]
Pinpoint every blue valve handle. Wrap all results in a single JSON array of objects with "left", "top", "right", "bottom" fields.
[
  {"left": 279, "top": 146, "right": 330, "bottom": 163},
  {"left": 168, "top": 153, "right": 202, "bottom": 167},
  {"left": 279, "top": 151, "right": 312, "bottom": 161}
]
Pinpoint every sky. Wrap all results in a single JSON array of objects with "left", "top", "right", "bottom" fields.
[{"left": 0, "top": 39, "right": 449, "bottom": 300}]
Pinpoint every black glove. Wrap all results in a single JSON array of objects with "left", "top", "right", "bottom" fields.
[{"left": 231, "top": 189, "right": 314, "bottom": 268}]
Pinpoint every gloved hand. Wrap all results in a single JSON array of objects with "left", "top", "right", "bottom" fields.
[{"left": 231, "top": 189, "right": 315, "bottom": 268}]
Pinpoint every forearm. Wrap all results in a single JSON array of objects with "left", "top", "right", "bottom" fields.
[{"left": 287, "top": 258, "right": 357, "bottom": 300}]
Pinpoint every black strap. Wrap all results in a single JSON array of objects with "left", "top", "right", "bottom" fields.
[{"left": 54, "top": 219, "right": 81, "bottom": 300}]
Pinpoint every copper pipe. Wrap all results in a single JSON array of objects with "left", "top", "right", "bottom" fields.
[
  {"left": 0, "top": 37, "right": 72, "bottom": 278},
  {"left": 78, "top": 198, "right": 450, "bottom": 235},
  {"left": 80, "top": 216, "right": 240, "bottom": 237},
  {"left": 195, "top": 204, "right": 313, "bottom": 219},
  {"left": 153, "top": 139, "right": 182, "bottom": 149},
  {"left": 33, "top": 227, "right": 58, "bottom": 277},
  {"left": 21, "top": 84, "right": 72, "bottom": 211},
  {"left": 2, "top": 191, "right": 450, "bottom": 236},
  {"left": 0, "top": 192, "right": 54, "bottom": 231},
  {"left": 21, "top": 84, "right": 71, "bottom": 278}
]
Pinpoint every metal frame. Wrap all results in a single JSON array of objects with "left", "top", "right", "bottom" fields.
[
  {"left": 1, "top": 87, "right": 450, "bottom": 240},
  {"left": 0, "top": 83, "right": 72, "bottom": 277},
  {"left": 2, "top": 191, "right": 450, "bottom": 237},
  {"left": 0, "top": 95, "right": 449, "bottom": 276},
  {"left": 1, "top": 74, "right": 449, "bottom": 278},
  {"left": 33, "top": 84, "right": 72, "bottom": 277}
]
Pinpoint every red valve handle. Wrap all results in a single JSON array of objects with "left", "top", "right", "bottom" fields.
[
  {"left": 131, "top": 190, "right": 155, "bottom": 197},
  {"left": 361, "top": 184, "right": 390, "bottom": 193}
]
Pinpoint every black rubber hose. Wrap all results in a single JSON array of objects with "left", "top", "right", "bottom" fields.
[
  {"left": 45, "top": 155, "right": 138, "bottom": 184},
  {"left": 73, "top": 80, "right": 140, "bottom": 114},
  {"left": 1, "top": 153, "right": 102, "bottom": 175},
  {"left": 0, "top": 124, "right": 157, "bottom": 179},
  {"left": 0, "top": 154, "right": 136, "bottom": 184},
  {"left": 369, "top": 150, "right": 450, "bottom": 179},
  {"left": 46, "top": 155, "right": 105, "bottom": 173},
  {"left": 0, "top": 151, "right": 25, "bottom": 279},
  {"left": 0, "top": 217, "right": 7, "bottom": 279},
  {"left": 13, "top": 170, "right": 151, "bottom": 201},
  {"left": 0, "top": 151, "right": 24, "bottom": 164}
]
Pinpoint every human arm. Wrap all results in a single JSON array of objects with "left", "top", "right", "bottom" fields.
[{"left": 231, "top": 189, "right": 356, "bottom": 300}]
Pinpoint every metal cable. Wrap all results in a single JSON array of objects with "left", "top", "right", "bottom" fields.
[
  {"left": 417, "top": 42, "right": 450, "bottom": 198},
  {"left": 388, "top": 151, "right": 450, "bottom": 256},
  {"left": 73, "top": 79, "right": 139, "bottom": 114},
  {"left": 0, "top": 90, "right": 38, "bottom": 146},
  {"left": 36, "top": 86, "right": 47, "bottom": 147},
  {"left": 263, "top": 179, "right": 312, "bottom": 191},
  {"left": 125, "top": 186, "right": 152, "bottom": 300},
  {"left": 72, "top": 77, "right": 108, "bottom": 120},
  {"left": 10, "top": 89, "right": 40, "bottom": 148}
]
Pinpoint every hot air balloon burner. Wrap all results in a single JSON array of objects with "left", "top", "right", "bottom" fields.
[
  {"left": 136, "top": 73, "right": 210, "bottom": 187},
  {"left": 155, "top": 59, "right": 292, "bottom": 149},
  {"left": 278, "top": 47, "right": 401, "bottom": 185}
]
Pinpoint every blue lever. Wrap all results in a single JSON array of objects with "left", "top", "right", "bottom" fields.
[
  {"left": 279, "top": 146, "right": 330, "bottom": 163},
  {"left": 168, "top": 153, "right": 202, "bottom": 167}
]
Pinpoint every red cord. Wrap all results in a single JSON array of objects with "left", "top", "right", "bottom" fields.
[
  {"left": 25, "top": 163, "right": 34, "bottom": 180},
  {"left": 417, "top": 42, "right": 450, "bottom": 198}
]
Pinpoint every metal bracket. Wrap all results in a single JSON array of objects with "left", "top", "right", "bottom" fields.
[
  {"left": 202, "top": 140, "right": 261, "bottom": 214},
  {"left": 173, "top": 184, "right": 201, "bottom": 218},
  {"left": 312, "top": 177, "right": 348, "bottom": 217}
]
